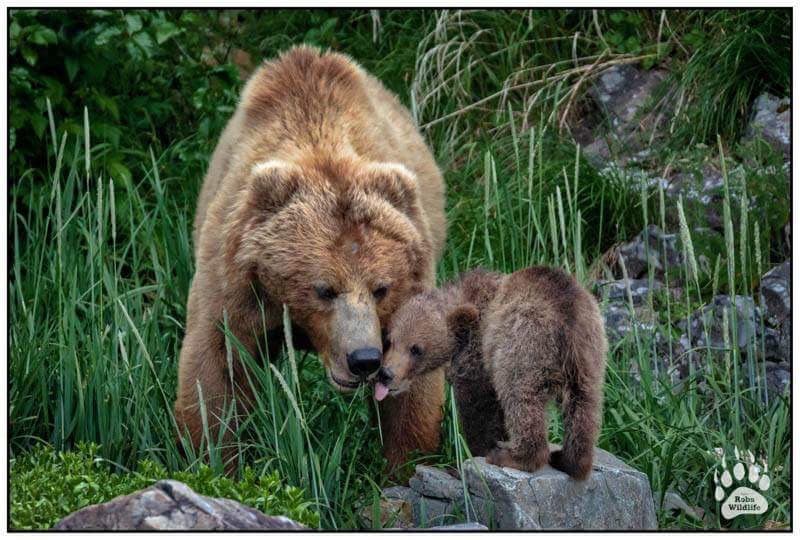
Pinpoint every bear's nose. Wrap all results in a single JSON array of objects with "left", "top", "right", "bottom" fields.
[
  {"left": 377, "top": 367, "right": 393, "bottom": 385},
  {"left": 347, "top": 347, "right": 382, "bottom": 377}
]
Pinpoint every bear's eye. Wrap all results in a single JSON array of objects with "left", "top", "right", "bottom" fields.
[
  {"left": 314, "top": 284, "right": 338, "bottom": 301},
  {"left": 373, "top": 285, "right": 389, "bottom": 300},
  {"left": 409, "top": 344, "right": 423, "bottom": 358}
]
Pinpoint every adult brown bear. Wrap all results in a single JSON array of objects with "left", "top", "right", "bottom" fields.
[{"left": 174, "top": 45, "right": 447, "bottom": 470}]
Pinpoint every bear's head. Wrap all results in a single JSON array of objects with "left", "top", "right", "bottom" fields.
[
  {"left": 225, "top": 159, "right": 434, "bottom": 392},
  {"left": 374, "top": 291, "right": 479, "bottom": 401}
]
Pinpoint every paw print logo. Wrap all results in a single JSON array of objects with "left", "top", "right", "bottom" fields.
[{"left": 712, "top": 447, "right": 770, "bottom": 519}]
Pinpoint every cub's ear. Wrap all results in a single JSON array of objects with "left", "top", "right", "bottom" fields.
[
  {"left": 407, "top": 282, "right": 429, "bottom": 298},
  {"left": 446, "top": 304, "right": 480, "bottom": 344},
  {"left": 359, "top": 162, "right": 421, "bottom": 218},
  {"left": 224, "top": 160, "right": 302, "bottom": 269}
]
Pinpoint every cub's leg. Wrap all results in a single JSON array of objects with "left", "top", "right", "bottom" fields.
[
  {"left": 487, "top": 379, "right": 551, "bottom": 473},
  {"left": 549, "top": 382, "right": 602, "bottom": 480}
]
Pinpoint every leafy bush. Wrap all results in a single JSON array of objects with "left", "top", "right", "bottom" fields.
[{"left": 10, "top": 443, "right": 320, "bottom": 530}]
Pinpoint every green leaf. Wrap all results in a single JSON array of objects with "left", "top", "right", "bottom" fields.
[
  {"left": 10, "top": 20, "right": 21, "bottom": 42},
  {"left": 154, "top": 21, "right": 181, "bottom": 44},
  {"left": 125, "top": 14, "right": 143, "bottom": 34},
  {"left": 107, "top": 161, "right": 132, "bottom": 187},
  {"left": 21, "top": 46, "right": 37, "bottom": 66},
  {"left": 31, "top": 26, "right": 57, "bottom": 45},
  {"left": 131, "top": 31, "right": 155, "bottom": 58},
  {"left": 95, "top": 26, "right": 122, "bottom": 46},
  {"left": 65, "top": 57, "right": 79, "bottom": 82}
]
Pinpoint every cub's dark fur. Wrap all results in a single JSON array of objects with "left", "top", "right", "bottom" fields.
[{"left": 378, "top": 267, "right": 607, "bottom": 480}]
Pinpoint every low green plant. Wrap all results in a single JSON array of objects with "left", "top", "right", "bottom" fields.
[{"left": 9, "top": 443, "right": 319, "bottom": 530}]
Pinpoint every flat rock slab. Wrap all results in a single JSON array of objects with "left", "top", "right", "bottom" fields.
[
  {"left": 389, "top": 446, "right": 657, "bottom": 530},
  {"left": 53, "top": 480, "right": 306, "bottom": 531}
]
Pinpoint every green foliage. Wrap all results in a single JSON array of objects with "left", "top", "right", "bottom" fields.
[
  {"left": 666, "top": 9, "right": 791, "bottom": 145},
  {"left": 10, "top": 443, "right": 319, "bottom": 530}
]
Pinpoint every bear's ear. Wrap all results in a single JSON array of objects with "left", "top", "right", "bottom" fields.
[
  {"left": 246, "top": 160, "right": 303, "bottom": 215},
  {"left": 446, "top": 304, "right": 480, "bottom": 345},
  {"left": 359, "top": 162, "right": 421, "bottom": 218},
  {"left": 224, "top": 160, "right": 302, "bottom": 270}
]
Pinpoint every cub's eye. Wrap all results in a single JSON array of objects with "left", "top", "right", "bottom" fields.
[
  {"left": 373, "top": 285, "right": 389, "bottom": 300},
  {"left": 409, "top": 344, "right": 423, "bottom": 358},
  {"left": 314, "top": 284, "right": 338, "bottom": 301}
]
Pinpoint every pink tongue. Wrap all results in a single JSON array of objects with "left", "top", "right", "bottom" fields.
[{"left": 374, "top": 382, "right": 390, "bottom": 401}]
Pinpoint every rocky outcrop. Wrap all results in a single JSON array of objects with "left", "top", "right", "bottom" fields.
[
  {"left": 744, "top": 93, "right": 791, "bottom": 159},
  {"left": 382, "top": 446, "right": 657, "bottom": 530},
  {"left": 53, "top": 480, "right": 307, "bottom": 531}
]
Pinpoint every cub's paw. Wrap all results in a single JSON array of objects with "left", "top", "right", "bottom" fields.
[
  {"left": 549, "top": 450, "right": 591, "bottom": 480},
  {"left": 486, "top": 447, "right": 519, "bottom": 469}
]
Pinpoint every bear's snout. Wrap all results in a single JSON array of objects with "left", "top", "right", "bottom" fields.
[
  {"left": 347, "top": 347, "right": 382, "bottom": 377},
  {"left": 376, "top": 367, "right": 393, "bottom": 385}
]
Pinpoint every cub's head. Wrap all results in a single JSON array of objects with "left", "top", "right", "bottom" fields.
[
  {"left": 225, "top": 159, "right": 434, "bottom": 392},
  {"left": 373, "top": 292, "right": 479, "bottom": 401}
]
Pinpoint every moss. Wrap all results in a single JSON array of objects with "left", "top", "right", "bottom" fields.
[{"left": 10, "top": 443, "right": 320, "bottom": 530}]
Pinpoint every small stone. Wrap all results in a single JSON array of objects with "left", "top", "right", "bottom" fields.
[
  {"left": 428, "top": 522, "right": 489, "bottom": 530},
  {"left": 583, "top": 138, "right": 611, "bottom": 168},
  {"left": 367, "top": 487, "right": 414, "bottom": 529},
  {"left": 409, "top": 466, "right": 463, "bottom": 500},
  {"left": 659, "top": 490, "right": 704, "bottom": 521}
]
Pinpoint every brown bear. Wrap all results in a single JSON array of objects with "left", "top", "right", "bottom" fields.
[
  {"left": 174, "top": 45, "right": 447, "bottom": 471},
  {"left": 374, "top": 267, "right": 607, "bottom": 480}
]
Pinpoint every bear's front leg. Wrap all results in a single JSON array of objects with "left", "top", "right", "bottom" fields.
[{"left": 380, "top": 366, "right": 445, "bottom": 474}]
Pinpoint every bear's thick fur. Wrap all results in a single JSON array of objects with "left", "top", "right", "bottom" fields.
[
  {"left": 377, "top": 267, "right": 607, "bottom": 480},
  {"left": 175, "top": 46, "right": 447, "bottom": 470}
]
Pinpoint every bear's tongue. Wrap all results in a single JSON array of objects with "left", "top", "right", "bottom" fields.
[{"left": 374, "top": 382, "right": 390, "bottom": 401}]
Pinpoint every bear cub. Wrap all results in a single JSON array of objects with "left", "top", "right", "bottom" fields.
[{"left": 373, "top": 267, "right": 607, "bottom": 480}]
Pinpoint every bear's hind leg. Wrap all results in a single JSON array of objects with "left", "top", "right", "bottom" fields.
[{"left": 549, "top": 384, "right": 601, "bottom": 480}]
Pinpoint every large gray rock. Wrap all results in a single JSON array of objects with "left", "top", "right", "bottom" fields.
[
  {"left": 387, "top": 446, "right": 657, "bottom": 530},
  {"left": 744, "top": 93, "right": 791, "bottom": 159},
  {"left": 53, "top": 480, "right": 307, "bottom": 531}
]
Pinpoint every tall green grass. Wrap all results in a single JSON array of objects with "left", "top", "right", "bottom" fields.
[{"left": 11, "top": 114, "right": 789, "bottom": 529}]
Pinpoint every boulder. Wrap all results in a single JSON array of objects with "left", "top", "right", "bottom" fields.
[
  {"left": 764, "top": 361, "right": 790, "bottom": 398},
  {"left": 53, "top": 480, "right": 307, "bottom": 531},
  {"left": 589, "top": 65, "right": 669, "bottom": 140},
  {"left": 760, "top": 260, "right": 791, "bottom": 326},
  {"left": 615, "top": 225, "right": 683, "bottom": 280},
  {"left": 744, "top": 93, "right": 791, "bottom": 159},
  {"left": 677, "top": 295, "right": 759, "bottom": 352},
  {"left": 602, "top": 302, "right": 657, "bottom": 347},
  {"left": 385, "top": 446, "right": 657, "bottom": 530},
  {"left": 595, "top": 278, "right": 664, "bottom": 306}
]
